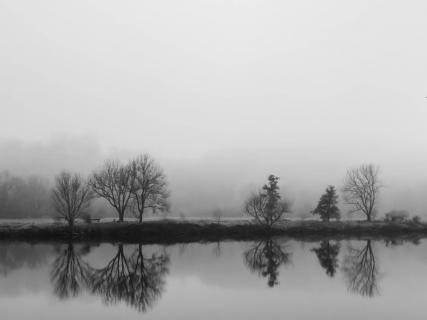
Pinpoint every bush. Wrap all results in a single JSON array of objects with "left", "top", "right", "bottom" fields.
[
  {"left": 412, "top": 216, "right": 421, "bottom": 224},
  {"left": 384, "top": 210, "right": 409, "bottom": 222}
]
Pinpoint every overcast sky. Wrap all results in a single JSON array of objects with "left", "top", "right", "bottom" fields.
[{"left": 1, "top": 0, "right": 427, "bottom": 159}]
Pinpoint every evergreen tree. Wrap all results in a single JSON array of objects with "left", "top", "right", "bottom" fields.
[
  {"left": 244, "top": 175, "right": 291, "bottom": 227},
  {"left": 312, "top": 185, "right": 340, "bottom": 222},
  {"left": 262, "top": 175, "right": 281, "bottom": 221}
]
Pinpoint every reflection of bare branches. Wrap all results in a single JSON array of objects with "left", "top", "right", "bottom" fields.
[
  {"left": 178, "top": 243, "right": 188, "bottom": 256},
  {"left": 244, "top": 239, "right": 291, "bottom": 287},
  {"left": 50, "top": 243, "right": 93, "bottom": 299},
  {"left": 212, "top": 241, "right": 222, "bottom": 257},
  {"left": 127, "top": 245, "right": 169, "bottom": 312},
  {"left": 342, "top": 240, "right": 379, "bottom": 297},
  {"left": 311, "top": 241, "right": 340, "bottom": 277},
  {"left": 90, "top": 244, "right": 133, "bottom": 305},
  {"left": 90, "top": 244, "right": 169, "bottom": 312},
  {"left": 49, "top": 243, "right": 170, "bottom": 313}
]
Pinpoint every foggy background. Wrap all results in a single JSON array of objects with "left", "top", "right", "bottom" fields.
[{"left": 1, "top": 0, "right": 427, "bottom": 218}]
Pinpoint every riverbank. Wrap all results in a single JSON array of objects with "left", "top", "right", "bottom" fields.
[{"left": 0, "top": 219, "right": 427, "bottom": 243}]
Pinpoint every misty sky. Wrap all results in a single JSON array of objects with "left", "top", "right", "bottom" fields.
[
  {"left": 1, "top": 0, "right": 427, "bottom": 158},
  {"left": 1, "top": 1, "right": 427, "bottom": 216}
]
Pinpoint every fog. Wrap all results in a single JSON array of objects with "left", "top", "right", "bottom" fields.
[
  {"left": 1, "top": 1, "right": 427, "bottom": 218},
  {"left": 0, "top": 136, "right": 427, "bottom": 218}
]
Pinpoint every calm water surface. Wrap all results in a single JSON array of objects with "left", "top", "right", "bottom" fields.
[{"left": 0, "top": 238, "right": 425, "bottom": 319}]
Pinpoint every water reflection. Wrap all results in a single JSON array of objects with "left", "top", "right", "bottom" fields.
[
  {"left": 0, "top": 238, "right": 424, "bottom": 318},
  {"left": 244, "top": 239, "right": 291, "bottom": 287},
  {"left": 342, "top": 240, "right": 379, "bottom": 297},
  {"left": 91, "top": 244, "right": 169, "bottom": 312},
  {"left": 0, "top": 243, "right": 51, "bottom": 275},
  {"left": 50, "top": 243, "right": 93, "bottom": 299},
  {"left": 49, "top": 243, "right": 169, "bottom": 313},
  {"left": 384, "top": 238, "right": 421, "bottom": 247},
  {"left": 311, "top": 241, "right": 340, "bottom": 277}
]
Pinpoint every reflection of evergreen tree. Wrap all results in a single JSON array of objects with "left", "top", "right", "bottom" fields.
[
  {"left": 342, "top": 240, "right": 379, "bottom": 297},
  {"left": 50, "top": 243, "right": 93, "bottom": 299},
  {"left": 311, "top": 241, "right": 340, "bottom": 277},
  {"left": 244, "top": 239, "right": 291, "bottom": 287},
  {"left": 90, "top": 244, "right": 169, "bottom": 312}
]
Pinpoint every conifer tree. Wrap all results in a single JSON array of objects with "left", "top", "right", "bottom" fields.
[
  {"left": 312, "top": 185, "right": 340, "bottom": 222},
  {"left": 244, "top": 175, "right": 291, "bottom": 227}
]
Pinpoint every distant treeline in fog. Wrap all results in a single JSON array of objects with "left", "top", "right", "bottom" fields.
[
  {"left": 0, "top": 172, "right": 50, "bottom": 218},
  {"left": 1, "top": 137, "right": 427, "bottom": 220},
  {"left": 0, "top": 171, "right": 117, "bottom": 219}
]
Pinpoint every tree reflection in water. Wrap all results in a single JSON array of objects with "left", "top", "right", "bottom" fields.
[
  {"left": 50, "top": 243, "right": 169, "bottom": 313},
  {"left": 50, "top": 243, "right": 93, "bottom": 299},
  {"left": 244, "top": 239, "right": 291, "bottom": 287},
  {"left": 311, "top": 241, "right": 340, "bottom": 277},
  {"left": 91, "top": 244, "right": 169, "bottom": 312},
  {"left": 342, "top": 240, "right": 379, "bottom": 297}
]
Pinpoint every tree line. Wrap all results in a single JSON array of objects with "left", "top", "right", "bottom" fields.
[
  {"left": 0, "top": 158, "right": 400, "bottom": 227},
  {"left": 245, "top": 237, "right": 380, "bottom": 297},
  {"left": 52, "top": 154, "right": 170, "bottom": 228},
  {"left": 0, "top": 172, "right": 50, "bottom": 219},
  {"left": 244, "top": 163, "right": 382, "bottom": 226}
]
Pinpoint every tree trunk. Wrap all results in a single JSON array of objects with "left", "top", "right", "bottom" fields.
[
  {"left": 138, "top": 202, "right": 145, "bottom": 224},
  {"left": 68, "top": 220, "right": 74, "bottom": 239},
  {"left": 138, "top": 207, "right": 145, "bottom": 223},
  {"left": 118, "top": 210, "right": 124, "bottom": 222}
]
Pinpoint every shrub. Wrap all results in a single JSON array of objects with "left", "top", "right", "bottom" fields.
[{"left": 412, "top": 215, "right": 421, "bottom": 224}]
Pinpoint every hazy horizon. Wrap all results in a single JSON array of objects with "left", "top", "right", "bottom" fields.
[
  {"left": 2, "top": 0, "right": 427, "bottom": 218},
  {"left": 1, "top": 135, "right": 427, "bottom": 219}
]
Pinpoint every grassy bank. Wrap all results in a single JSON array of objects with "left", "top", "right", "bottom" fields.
[{"left": 0, "top": 219, "right": 427, "bottom": 243}]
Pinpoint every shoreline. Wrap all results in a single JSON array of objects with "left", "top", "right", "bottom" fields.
[{"left": 0, "top": 219, "right": 426, "bottom": 243}]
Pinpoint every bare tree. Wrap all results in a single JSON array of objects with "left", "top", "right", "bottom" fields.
[
  {"left": 90, "top": 160, "right": 135, "bottom": 222},
  {"left": 129, "top": 155, "right": 170, "bottom": 223},
  {"left": 51, "top": 171, "right": 92, "bottom": 228},
  {"left": 342, "top": 164, "right": 381, "bottom": 221},
  {"left": 244, "top": 175, "right": 291, "bottom": 227}
]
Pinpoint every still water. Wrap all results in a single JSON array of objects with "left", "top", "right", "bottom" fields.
[{"left": 0, "top": 238, "right": 425, "bottom": 319}]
